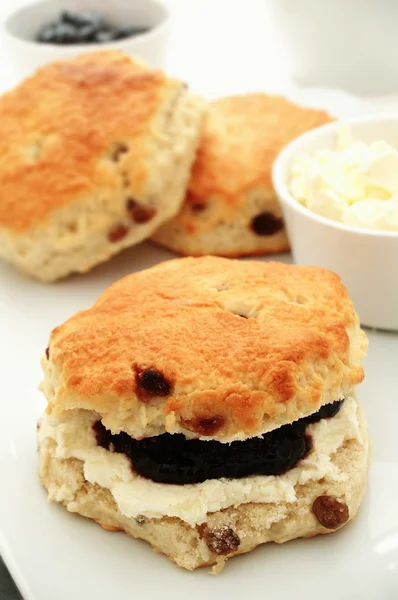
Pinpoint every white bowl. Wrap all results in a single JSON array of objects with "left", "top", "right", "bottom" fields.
[
  {"left": 267, "top": 0, "right": 398, "bottom": 95},
  {"left": 272, "top": 114, "right": 398, "bottom": 331},
  {"left": 3, "top": 0, "right": 170, "bottom": 79}
]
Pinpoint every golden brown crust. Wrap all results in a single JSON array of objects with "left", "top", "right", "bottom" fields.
[
  {"left": 41, "top": 257, "right": 367, "bottom": 440},
  {"left": 188, "top": 94, "right": 333, "bottom": 201},
  {"left": 0, "top": 50, "right": 181, "bottom": 232},
  {"left": 152, "top": 94, "right": 332, "bottom": 257}
]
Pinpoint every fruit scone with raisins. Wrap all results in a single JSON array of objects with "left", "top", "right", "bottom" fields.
[
  {"left": 37, "top": 257, "right": 370, "bottom": 571},
  {"left": 152, "top": 94, "right": 332, "bottom": 257},
  {"left": 0, "top": 50, "right": 205, "bottom": 281}
]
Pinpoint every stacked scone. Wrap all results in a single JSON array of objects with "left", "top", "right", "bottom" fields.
[{"left": 38, "top": 257, "right": 370, "bottom": 571}]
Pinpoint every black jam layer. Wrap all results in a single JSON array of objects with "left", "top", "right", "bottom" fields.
[{"left": 93, "top": 400, "right": 343, "bottom": 485}]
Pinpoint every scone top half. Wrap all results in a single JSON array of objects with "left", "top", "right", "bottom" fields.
[
  {"left": 0, "top": 50, "right": 205, "bottom": 281},
  {"left": 41, "top": 256, "right": 367, "bottom": 442}
]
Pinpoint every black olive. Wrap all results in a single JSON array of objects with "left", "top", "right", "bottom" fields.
[
  {"left": 61, "top": 10, "right": 106, "bottom": 29},
  {"left": 36, "top": 23, "right": 58, "bottom": 43},
  {"left": 115, "top": 26, "right": 149, "bottom": 40},
  {"left": 95, "top": 30, "right": 118, "bottom": 43},
  {"left": 52, "top": 23, "right": 79, "bottom": 45},
  {"left": 75, "top": 24, "right": 100, "bottom": 43},
  {"left": 34, "top": 10, "right": 149, "bottom": 46}
]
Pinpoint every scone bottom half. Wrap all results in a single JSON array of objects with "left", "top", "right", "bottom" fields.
[{"left": 38, "top": 257, "right": 370, "bottom": 571}]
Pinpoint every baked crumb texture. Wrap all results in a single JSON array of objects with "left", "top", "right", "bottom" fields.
[
  {"left": 0, "top": 51, "right": 205, "bottom": 281},
  {"left": 152, "top": 94, "right": 333, "bottom": 257},
  {"left": 38, "top": 399, "right": 369, "bottom": 571}
]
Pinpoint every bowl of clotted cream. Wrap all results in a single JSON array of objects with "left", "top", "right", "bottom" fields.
[{"left": 272, "top": 114, "right": 398, "bottom": 331}]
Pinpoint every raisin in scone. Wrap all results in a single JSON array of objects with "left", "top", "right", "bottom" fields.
[
  {"left": 152, "top": 94, "right": 332, "bottom": 257},
  {"left": 38, "top": 257, "right": 370, "bottom": 571},
  {"left": 0, "top": 50, "right": 205, "bottom": 281}
]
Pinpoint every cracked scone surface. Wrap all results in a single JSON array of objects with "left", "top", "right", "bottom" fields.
[
  {"left": 42, "top": 257, "right": 367, "bottom": 442},
  {"left": 37, "top": 395, "right": 369, "bottom": 571},
  {"left": 152, "top": 94, "right": 333, "bottom": 257},
  {"left": 0, "top": 50, "right": 205, "bottom": 281}
]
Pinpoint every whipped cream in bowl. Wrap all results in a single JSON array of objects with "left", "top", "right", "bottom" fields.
[
  {"left": 290, "top": 128, "right": 398, "bottom": 231},
  {"left": 272, "top": 114, "right": 398, "bottom": 331}
]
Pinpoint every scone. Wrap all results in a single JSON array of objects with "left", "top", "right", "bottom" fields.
[
  {"left": 37, "top": 257, "right": 370, "bottom": 571},
  {"left": 152, "top": 94, "right": 333, "bottom": 257},
  {"left": 0, "top": 50, "right": 205, "bottom": 281}
]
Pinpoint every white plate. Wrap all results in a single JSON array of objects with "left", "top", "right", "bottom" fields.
[{"left": 0, "top": 90, "right": 397, "bottom": 600}]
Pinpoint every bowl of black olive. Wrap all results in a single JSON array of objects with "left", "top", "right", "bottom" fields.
[{"left": 3, "top": 0, "right": 170, "bottom": 79}]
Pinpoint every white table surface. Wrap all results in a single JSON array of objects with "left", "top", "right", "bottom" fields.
[{"left": 0, "top": 2, "right": 397, "bottom": 599}]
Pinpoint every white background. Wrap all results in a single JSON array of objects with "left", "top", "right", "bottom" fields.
[
  {"left": 1, "top": 0, "right": 398, "bottom": 109},
  {"left": 0, "top": 2, "right": 397, "bottom": 600}
]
